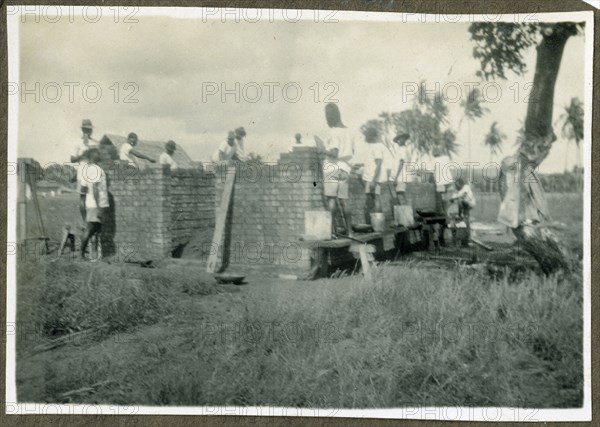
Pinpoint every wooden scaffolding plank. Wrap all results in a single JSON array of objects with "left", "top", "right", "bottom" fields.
[{"left": 206, "top": 167, "right": 236, "bottom": 273}]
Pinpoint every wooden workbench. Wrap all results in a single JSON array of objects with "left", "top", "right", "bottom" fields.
[{"left": 299, "top": 226, "right": 423, "bottom": 279}]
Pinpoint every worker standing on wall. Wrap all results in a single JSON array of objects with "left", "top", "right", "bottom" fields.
[
  {"left": 319, "top": 103, "right": 354, "bottom": 235},
  {"left": 159, "top": 140, "right": 179, "bottom": 170},
  {"left": 212, "top": 131, "right": 237, "bottom": 163},
  {"left": 119, "top": 132, "right": 157, "bottom": 167},
  {"left": 232, "top": 127, "right": 248, "bottom": 162}
]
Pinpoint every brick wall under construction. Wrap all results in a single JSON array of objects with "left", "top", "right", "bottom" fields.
[
  {"left": 213, "top": 147, "right": 322, "bottom": 273},
  {"left": 102, "top": 162, "right": 214, "bottom": 261},
  {"left": 100, "top": 147, "right": 435, "bottom": 267},
  {"left": 214, "top": 146, "right": 437, "bottom": 273}
]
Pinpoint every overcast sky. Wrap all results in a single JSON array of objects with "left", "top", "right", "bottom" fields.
[{"left": 16, "top": 10, "right": 587, "bottom": 172}]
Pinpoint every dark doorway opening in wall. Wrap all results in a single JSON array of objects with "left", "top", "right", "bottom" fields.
[{"left": 171, "top": 243, "right": 187, "bottom": 258}]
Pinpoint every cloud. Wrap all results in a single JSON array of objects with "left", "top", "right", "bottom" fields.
[{"left": 16, "top": 15, "right": 586, "bottom": 173}]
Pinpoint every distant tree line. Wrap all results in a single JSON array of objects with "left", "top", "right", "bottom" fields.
[{"left": 467, "top": 167, "right": 584, "bottom": 193}]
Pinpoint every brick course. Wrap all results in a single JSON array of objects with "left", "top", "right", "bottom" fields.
[
  {"left": 101, "top": 146, "right": 436, "bottom": 270},
  {"left": 214, "top": 146, "right": 437, "bottom": 273},
  {"left": 103, "top": 161, "right": 214, "bottom": 260}
]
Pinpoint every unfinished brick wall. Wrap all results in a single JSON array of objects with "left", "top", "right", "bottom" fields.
[
  {"left": 213, "top": 147, "right": 322, "bottom": 273},
  {"left": 103, "top": 162, "right": 214, "bottom": 260},
  {"left": 214, "top": 146, "right": 437, "bottom": 273},
  {"left": 100, "top": 146, "right": 435, "bottom": 267},
  {"left": 170, "top": 168, "right": 215, "bottom": 250}
]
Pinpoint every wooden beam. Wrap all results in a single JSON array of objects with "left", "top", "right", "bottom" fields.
[
  {"left": 17, "top": 160, "right": 27, "bottom": 242},
  {"left": 206, "top": 166, "right": 236, "bottom": 273}
]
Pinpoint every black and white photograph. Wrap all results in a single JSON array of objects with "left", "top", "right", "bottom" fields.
[{"left": 5, "top": 3, "right": 593, "bottom": 421}]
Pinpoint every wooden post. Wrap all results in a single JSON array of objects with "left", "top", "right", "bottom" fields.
[
  {"left": 17, "top": 159, "right": 28, "bottom": 242},
  {"left": 206, "top": 166, "right": 236, "bottom": 273}
]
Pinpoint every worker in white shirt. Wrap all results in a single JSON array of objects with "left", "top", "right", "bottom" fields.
[
  {"left": 432, "top": 146, "right": 455, "bottom": 215},
  {"left": 212, "top": 131, "right": 236, "bottom": 162},
  {"left": 119, "top": 132, "right": 156, "bottom": 166},
  {"left": 71, "top": 119, "right": 99, "bottom": 222},
  {"left": 159, "top": 140, "right": 178, "bottom": 170},
  {"left": 361, "top": 126, "right": 386, "bottom": 215},
  {"left": 319, "top": 103, "right": 355, "bottom": 235},
  {"left": 450, "top": 177, "right": 476, "bottom": 243},
  {"left": 80, "top": 148, "right": 109, "bottom": 261},
  {"left": 233, "top": 127, "right": 248, "bottom": 162},
  {"left": 388, "top": 133, "right": 411, "bottom": 205}
]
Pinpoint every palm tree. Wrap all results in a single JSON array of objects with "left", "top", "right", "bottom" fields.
[
  {"left": 484, "top": 121, "right": 506, "bottom": 162},
  {"left": 441, "top": 129, "right": 459, "bottom": 159},
  {"left": 460, "top": 87, "right": 489, "bottom": 167},
  {"left": 558, "top": 97, "right": 584, "bottom": 172}
]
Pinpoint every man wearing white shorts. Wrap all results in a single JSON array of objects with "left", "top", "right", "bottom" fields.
[
  {"left": 71, "top": 119, "right": 99, "bottom": 222},
  {"left": 362, "top": 126, "right": 386, "bottom": 214},
  {"left": 388, "top": 133, "right": 411, "bottom": 205},
  {"left": 432, "top": 146, "right": 455, "bottom": 215},
  {"left": 80, "top": 149, "right": 109, "bottom": 261},
  {"left": 321, "top": 103, "right": 354, "bottom": 234}
]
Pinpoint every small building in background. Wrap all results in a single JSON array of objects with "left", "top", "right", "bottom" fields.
[{"left": 36, "top": 180, "right": 63, "bottom": 197}]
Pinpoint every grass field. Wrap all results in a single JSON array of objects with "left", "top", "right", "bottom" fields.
[{"left": 15, "top": 191, "right": 584, "bottom": 408}]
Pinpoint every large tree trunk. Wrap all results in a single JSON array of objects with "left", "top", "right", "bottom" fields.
[{"left": 500, "top": 23, "right": 578, "bottom": 274}]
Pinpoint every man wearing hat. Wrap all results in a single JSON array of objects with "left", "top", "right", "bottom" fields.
[
  {"left": 159, "top": 140, "right": 179, "bottom": 170},
  {"left": 71, "top": 119, "right": 99, "bottom": 221}
]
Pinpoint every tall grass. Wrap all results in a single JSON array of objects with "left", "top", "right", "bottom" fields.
[
  {"left": 137, "top": 264, "right": 582, "bottom": 408},
  {"left": 17, "top": 259, "right": 216, "bottom": 341},
  {"left": 17, "top": 259, "right": 582, "bottom": 407}
]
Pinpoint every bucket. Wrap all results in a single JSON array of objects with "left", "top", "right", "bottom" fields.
[
  {"left": 394, "top": 205, "right": 414, "bottom": 227},
  {"left": 304, "top": 211, "right": 332, "bottom": 240},
  {"left": 370, "top": 213, "right": 385, "bottom": 232}
]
